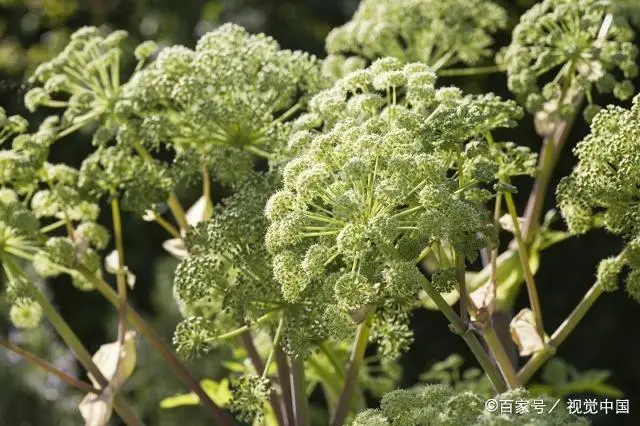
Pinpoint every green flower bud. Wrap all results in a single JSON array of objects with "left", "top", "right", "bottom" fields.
[
  {"left": 302, "top": 244, "right": 330, "bottom": 278},
  {"left": 45, "top": 237, "right": 77, "bottom": 268},
  {"left": 173, "top": 316, "right": 216, "bottom": 360},
  {"left": 134, "top": 40, "right": 158, "bottom": 61},
  {"left": 625, "top": 268, "right": 640, "bottom": 303},
  {"left": 9, "top": 298, "right": 42, "bottom": 329},
  {"left": 432, "top": 268, "right": 457, "bottom": 293},
  {"left": 75, "top": 222, "right": 110, "bottom": 250},
  {"left": 613, "top": 80, "right": 635, "bottom": 101},
  {"left": 583, "top": 104, "right": 602, "bottom": 123},
  {"left": 596, "top": 256, "right": 623, "bottom": 292},
  {"left": 273, "top": 251, "right": 308, "bottom": 302},
  {"left": 230, "top": 375, "right": 272, "bottom": 424},
  {"left": 335, "top": 272, "right": 373, "bottom": 312}
]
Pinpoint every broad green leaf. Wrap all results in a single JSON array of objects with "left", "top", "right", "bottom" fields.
[
  {"left": 529, "top": 358, "right": 623, "bottom": 399},
  {"left": 160, "top": 378, "right": 232, "bottom": 409},
  {"left": 222, "top": 361, "right": 247, "bottom": 373},
  {"left": 159, "top": 393, "right": 200, "bottom": 409}
]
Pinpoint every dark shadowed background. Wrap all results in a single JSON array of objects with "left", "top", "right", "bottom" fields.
[{"left": 1, "top": 0, "right": 638, "bottom": 424}]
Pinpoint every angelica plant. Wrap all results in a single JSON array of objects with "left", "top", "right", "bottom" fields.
[
  {"left": 2, "top": 0, "right": 640, "bottom": 425},
  {"left": 557, "top": 94, "right": 640, "bottom": 302},
  {"left": 122, "top": 23, "right": 326, "bottom": 186},
  {"left": 499, "top": 0, "right": 639, "bottom": 126},
  {"left": 323, "top": 0, "right": 507, "bottom": 79}
]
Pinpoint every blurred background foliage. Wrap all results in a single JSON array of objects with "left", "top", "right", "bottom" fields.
[{"left": 0, "top": 0, "right": 639, "bottom": 424}]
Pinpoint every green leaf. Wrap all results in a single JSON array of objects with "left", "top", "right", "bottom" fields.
[
  {"left": 160, "top": 378, "right": 232, "bottom": 409},
  {"left": 222, "top": 361, "right": 247, "bottom": 373},
  {"left": 529, "top": 358, "right": 624, "bottom": 399},
  {"left": 159, "top": 393, "right": 200, "bottom": 409}
]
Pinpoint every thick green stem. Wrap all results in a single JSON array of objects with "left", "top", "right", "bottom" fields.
[
  {"left": 504, "top": 192, "right": 545, "bottom": 337},
  {"left": 76, "top": 265, "right": 232, "bottom": 425},
  {"left": 481, "top": 327, "right": 520, "bottom": 389},
  {"left": 275, "top": 348, "right": 295, "bottom": 426},
  {"left": 263, "top": 317, "right": 284, "bottom": 379},
  {"left": 291, "top": 356, "right": 310, "bottom": 426},
  {"left": 202, "top": 166, "right": 212, "bottom": 205},
  {"left": 110, "top": 198, "right": 128, "bottom": 367},
  {"left": 418, "top": 273, "right": 506, "bottom": 393},
  {"left": 331, "top": 313, "right": 373, "bottom": 426},
  {"left": 167, "top": 194, "right": 189, "bottom": 232},
  {"left": 518, "top": 280, "right": 604, "bottom": 384},
  {"left": 307, "top": 355, "right": 342, "bottom": 413}
]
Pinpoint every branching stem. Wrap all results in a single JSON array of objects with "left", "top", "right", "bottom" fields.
[
  {"left": 275, "top": 348, "right": 294, "bottom": 426},
  {"left": 417, "top": 269, "right": 506, "bottom": 393},
  {"left": 481, "top": 327, "right": 520, "bottom": 389},
  {"left": 240, "top": 330, "right": 285, "bottom": 426},
  {"left": 518, "top": 279, "right": 605, "bottom": 384},
  {"left": 74, "top": 264, "right": 232, "bottom": 425},
  {"left": 1, "top": 258, "right": 143, "bottom": 426}
]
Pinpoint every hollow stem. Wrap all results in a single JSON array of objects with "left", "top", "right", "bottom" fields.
[
  {"left": 2, "top": 258, "right": 143, "bottom": 425},
  {"left": 262, "top": 317, "right": 284, "bottom": 379},
  {"left": 456, "top": 253, "right": 469, "bottom": 325},
  {"left": 153, "top": 215, "right": 181, "bottom": 239},
  {"left": 330, "top": 312, "right": 373, "bottom": 426},
  {"left": 110, "top": 198, "right": 128, "bottom": 370},
  {"left": 202, "top": 166, "right": 212, "bottom": 205},
  {"left": 275, "top": 348, "right": 294, "bottom": 426},
  {"left": 291, "top": 356, "right": 310, "bottom": 426},
  {"left": 319, "top": 341, "right": 366, "bottom": 413},
  {"left": 481, "top": 327, "right": 520, "bottom": 389},
  {"left": 504, "top": 192, "right": 545, "bottom": 337},
  {"left": 167, "top": 193, "right": 189, "bottom": 232}
]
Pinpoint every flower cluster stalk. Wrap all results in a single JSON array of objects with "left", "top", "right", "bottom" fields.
[{"left": 75, "top": 264, "right": 233, "bottom": 425}]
